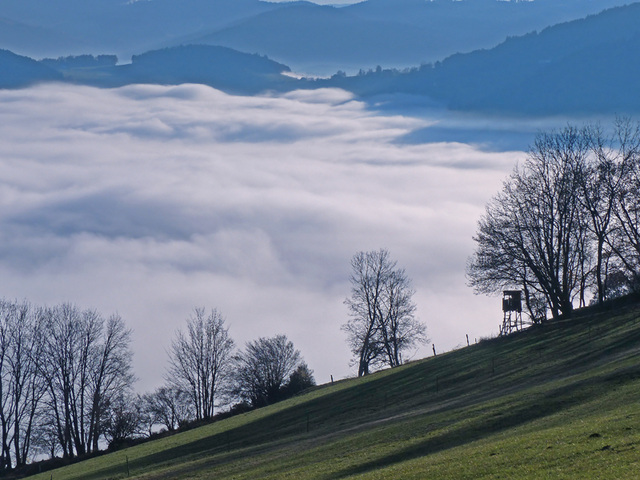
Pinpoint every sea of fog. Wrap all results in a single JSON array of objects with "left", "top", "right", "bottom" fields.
[{"left": 0, "top": 83, "right": 585, "bottom": 391}]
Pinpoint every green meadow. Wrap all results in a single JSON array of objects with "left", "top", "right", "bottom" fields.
[{"left": 28, "top": 300, "right": 640, "bottom": 479}]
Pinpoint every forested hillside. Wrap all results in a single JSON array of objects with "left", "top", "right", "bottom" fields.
[{"left": 324, "top": 2, "right": 640, "bottom": 114}]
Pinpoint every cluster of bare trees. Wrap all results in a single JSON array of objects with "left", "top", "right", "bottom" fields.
[
  {"left": 343, "top": 249, "right": 428, "bottom": 376},
  {"left": 468, "top": 119, "right": 640, "bottom": 321},
  {"left": 0, "top": 300, "right": 133, "bottom": 469},
  {"left": 0, "top": 297, "right": 314, "bottom": 470},
  {"left": 138, "top": 309, "right": 314, "bottom": 437}
]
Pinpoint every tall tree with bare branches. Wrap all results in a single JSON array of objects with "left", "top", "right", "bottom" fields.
[
  {"left": 343, "top": 249, "right": 426, "bottom": 376},
  {"left": 40, "top": 304, "right": 133, "bottom": 458},
  {"left": 167, "top": 308, "right": 235, "bottom": 421}
]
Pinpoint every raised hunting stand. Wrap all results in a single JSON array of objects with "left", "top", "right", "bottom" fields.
[{"left": 501, "top": 290, "right": 523, "bottom": 335}]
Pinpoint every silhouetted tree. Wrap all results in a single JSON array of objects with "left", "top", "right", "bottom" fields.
[
  {"left": 102, "top": 394, "right": 143, "bottom": 449},
  {"left": 610, "top": 118, "right": 640, "bottom": 290},
  {"left": 233, "top": 335, "right": 303, "bottom": 407},
  {"left": 140, "top": 386, "right": 193, "bottom": 433},
  {"left": 166, "top": 308, "right": 235, "bottom": 421},
  {"left": 0, "top": 300, "right": 46, "bottom": 469},
  {"left": 343, "top": 249, "right": 426, "bottom": 376},
  {"left": 469, "top": 128, "right": 589, "bottom": 319},
  {"left": 280, "top": 363, "right": 315, "bottom": 398}
]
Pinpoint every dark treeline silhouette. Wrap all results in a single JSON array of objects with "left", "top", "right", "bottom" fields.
[
  {"left": 40, "top": 54, "right": 118, "bottom": 70},
  {"left": 468, "top": 119, "right": 640, "bottom": 322}
]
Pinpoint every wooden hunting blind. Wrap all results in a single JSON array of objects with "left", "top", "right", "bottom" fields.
[{"left": 501, "top": 290, "right": 523, "bottom": 335}]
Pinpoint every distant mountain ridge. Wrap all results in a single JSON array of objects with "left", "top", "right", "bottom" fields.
[
  {"left": 321, "top": 2, "right": 640, "bottom": 114},
  {"left": 0, "top": 0, "right": 633, "bottom": 74},
  {"left": 3, "top": 3, "right": 640, "bottom": 116},
  {"left": 117, "top": 45, "right": 294, "bottom": 94},
  {"left": 0, "top": 45, "right": 294, "bottom": 94},
  {"left": 0, "top": 0, "right": 275, "bottom": 60}
]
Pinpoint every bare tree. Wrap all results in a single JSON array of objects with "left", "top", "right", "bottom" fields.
[
  {"left": 469, "top": 121, "right": 640, "bottom": 320},
  {"left": 166, "top": 308, "right": 234, "bottom": 421},
  {"left": 40, "top": 304, "right": 134, "bottom": 458},
  {"left": 610, "top": 118, "right": 640, "bottom": 289},
  {"left": 0, "top": 300, "right": 47, "bottom": 469},
  {"left": 102, "top": 393, "right": 143, "bottom": 449},
  {"left": 233, "top": 335, "right": 303, "bottom": 407},
  {"left": 378, "top": 268, "right": 425, "bottom": 367},
  {"left": 140, "top": 386, "right": 193, "bottom": 433},
  {"left": 574, "top": 119, "right": 640, "bottom": 304},
  {"left": 469, "top": 128, "right": 591, "bottom": 319},
  {"left": 343, "top": 249, "right": 426, "bottom": 376}
]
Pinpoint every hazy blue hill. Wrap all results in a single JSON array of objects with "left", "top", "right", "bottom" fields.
[
  {"left": 427, "top": 2, "right": 640, "bottom": 113},
  {"left": 0, "top": 49, "right": 62, "bottom": 88},
  {"left": 5, "top": 1, "right": 640, "bottom": 115},
  {"left": 87, "top": 45, "right": 296, "bottom": 94},
  {"left": 2, "top": 45, "right": 295, "bottom": 93},
  {"left": 185, "top": 0, "right": 635, "bottom": 74},
  {"left": 323, "top": 2, "right": 640, "bottom": 115},
  {"left": 0, "top": 0, "right": 633, "bottom": 73},
  {"left": 182, "top": 2, "right": 445, "bottom": 73},
  {"left": 0, "top": 16, "right": 79, "bottom": 58},
  {"left": 0, "top": 0, "right": 276, "bottom": 61},
  {"left": 347, "top": 0, "right": 630, "bottom": 28},
  {"left": 346, "top": 0, "right": 635, "bottom": 61}
]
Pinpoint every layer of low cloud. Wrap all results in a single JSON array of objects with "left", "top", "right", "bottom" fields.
[{"left": 0, "top": 83, "right": 523, "bottom": 391}]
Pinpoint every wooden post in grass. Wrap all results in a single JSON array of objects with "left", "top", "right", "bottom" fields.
[
  {"left": 466, "top": 334, "right": 470, "bottom": 346},
  {"left": 126, "top": 456, "right": 130, "bottom": 477},
  {"left": 432, "top": 344, "right": 436, "bottom": 356}
]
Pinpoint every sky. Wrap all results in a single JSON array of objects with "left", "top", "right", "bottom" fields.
[{"left": 0, "top": 83, "right": 526, "bottom": 392}]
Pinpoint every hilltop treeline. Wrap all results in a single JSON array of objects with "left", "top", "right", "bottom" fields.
[{"left": 468, "top": 119, "right": 640, "bottom": 321}]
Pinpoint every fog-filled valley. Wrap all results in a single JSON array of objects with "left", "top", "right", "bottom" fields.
[{"left": 0, "top": 83, "right": 545, "bottom": 389}]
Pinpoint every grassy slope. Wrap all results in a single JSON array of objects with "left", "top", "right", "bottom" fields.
[{"left": 29, "top": 301, "right": 640, "bottom": 480}]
